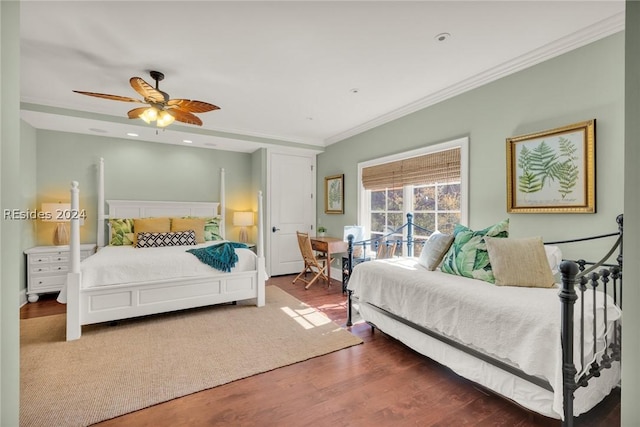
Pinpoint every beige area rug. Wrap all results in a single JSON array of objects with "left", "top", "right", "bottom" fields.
[{"left": 20, "top": 286, "right": 362, "bottom": 427}]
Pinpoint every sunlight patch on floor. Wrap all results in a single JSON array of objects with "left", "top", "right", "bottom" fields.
[{"left": 280, "top": 305, "right": 332, "bottom": 329}]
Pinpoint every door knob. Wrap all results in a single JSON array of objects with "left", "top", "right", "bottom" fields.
[{"left": 272, "top": 226, "right": 280, "bottom": 233}]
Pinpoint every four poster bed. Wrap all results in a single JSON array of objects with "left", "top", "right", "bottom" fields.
[
  {"left": 59, "top": 158, "right": 267, "bottom": 341},
  {"left": 344, "top": 214, "right": 622, "bottom": 427}
]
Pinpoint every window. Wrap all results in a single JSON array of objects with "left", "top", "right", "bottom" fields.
[{"left": 358, "top": 137, "right": 468, "bottom": 255}]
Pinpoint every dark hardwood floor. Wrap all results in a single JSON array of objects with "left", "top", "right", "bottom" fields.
[{"left": 21, "top": 275, "right": 620, "bottom": 426}]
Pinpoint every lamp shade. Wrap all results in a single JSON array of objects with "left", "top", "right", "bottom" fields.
[{"left": 233, "top": 211, "right": 254, "bottom": 227}]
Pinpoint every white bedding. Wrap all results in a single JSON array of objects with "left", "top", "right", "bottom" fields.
[
  {"left": 81, "top": 241, "right": 257, "bottom": 288},
  {"left": 347, "top": 257, "right": 621, "bottom": 419}
]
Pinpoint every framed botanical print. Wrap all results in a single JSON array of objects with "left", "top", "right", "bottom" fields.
[
  {"left": 506, "top": 119, "right": 595, "bottom": 213},
  {"left": 324, "top": 174, "right": 344, "bottom": 214}
]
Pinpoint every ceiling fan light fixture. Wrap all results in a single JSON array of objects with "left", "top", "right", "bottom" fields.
[
  {"left": 74, "top": 70, "right": 219, "bottom": 128},
  {"left": 156, "top": 110, "right": 175, "bottom": 128},
  {"left": 139, "top": 106, "right": 159, "bottom": 124}
]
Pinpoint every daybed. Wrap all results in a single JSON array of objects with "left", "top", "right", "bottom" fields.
[
  {"left": 59, "top": 158, "right": 267, "bottom": 341},
  {"left": 345, "top": 214, "right": 622, "bottom": 427}
]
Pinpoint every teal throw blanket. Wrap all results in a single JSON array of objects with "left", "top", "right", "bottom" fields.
[{"left": 187, "top": 242, "right": 248, "bottom": 272}]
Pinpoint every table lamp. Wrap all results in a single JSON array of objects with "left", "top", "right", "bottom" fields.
[
  {"left": 41, "top": 202, "right": 71, "bottom": 245},
  {"left": 233, "top": 211, "right": 254, "bottom": 243}
]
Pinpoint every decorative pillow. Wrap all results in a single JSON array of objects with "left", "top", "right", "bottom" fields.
[
  {"left": 171, "top": 217, "right": 206, "bottom": 243},
  {"left": 109, "top": 218, "right": 135, "bottom": 246},
  {"left": 133, "top": 217, "right": 171, "bottom": 245},
  {"left": 202, "top": 217, "right": 223, "bottom": 241},
  {"left": 417, "top": 232, "right": 454, "bottom": 271},
  {"left": 135, "top": 230, "right": 197, "bottom": 248},
  {"left": 485, "top": 236, "right": 555, "bottom": 288},
  {"left": 440, "top": 219, "right": 509, "bottom": 283}
]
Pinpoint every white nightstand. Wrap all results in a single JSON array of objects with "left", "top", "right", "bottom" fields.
[{"left": 24, "top": 244, "right": 96, "bottom": 302}]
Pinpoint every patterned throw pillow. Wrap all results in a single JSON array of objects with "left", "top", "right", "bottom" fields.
[
  {"left": 135, "top": 230, "right": 197, "bottom": 248},
  {"left": 109, "top": 218, "right": 135, "bottom": 246},
  {"left": 440, "top": 219, "right": 509, "bottom": 283},
  {"left": 203, "top": 217, "right": 223, "bottom": 241}
]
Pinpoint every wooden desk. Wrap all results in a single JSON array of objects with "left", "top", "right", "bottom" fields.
[{"left": 310, "top": 236, "right": 348, "bottom": 281}]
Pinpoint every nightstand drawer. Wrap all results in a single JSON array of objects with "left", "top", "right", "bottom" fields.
[
  {"left": 30, "top": 275, "right": 66, "bottom": 291},
  {"left": 31, "top": 264, "right": 68, "bottom": 275}
]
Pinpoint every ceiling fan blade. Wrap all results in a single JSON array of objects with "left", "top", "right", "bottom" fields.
[
  {"left": 166, "top": 99, "right": 220, "bottom": 113},
  {"left": 126, "top": 107, "right": 150, "bottom": 119},
  {"left": 167, "top": 108, "right": 203, "bottom": 126},
  {"left": 130, "top": 77, "right": 167, "bottom": 104},
  {"left": 73, "top": 90, "right": 142, "bottom": 103}
]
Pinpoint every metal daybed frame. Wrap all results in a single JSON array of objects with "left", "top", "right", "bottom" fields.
[{"left": 344, "top": 214, "right": 623, "bottom": 427}]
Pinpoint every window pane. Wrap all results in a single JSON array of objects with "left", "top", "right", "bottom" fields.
[
  {"left": 388, "top": 188, "right": 403, "bottom": 211},
  {"left": 437, "top": 183, "right": 461, "bottom": 210},
  {"left": 413, "top": 186, "right": 435, "bottom": 211},
  {"left": 412, "top": 213, "right": 435, "bottom": 235},
  {"left": 388, "top": 213, "right": 403, "bottom": 231},
  {"left": 371, "top": 190, "right": 386, "bottom": 211},
  {"left": 438, "top": 212, "right": 460, "bottom": 234},
  {"left": 371, "top": 213, "right": 386, "bottom": 233}
]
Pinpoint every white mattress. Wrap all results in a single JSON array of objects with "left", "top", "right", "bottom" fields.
[
  {"left": 347, "top": 257, "right": 621, "bottom": 419},
  {"left": 81, "top": 241, "right": 257, "bottom": 288}
]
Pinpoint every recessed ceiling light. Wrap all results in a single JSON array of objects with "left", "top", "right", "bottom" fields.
[
  {"left": 183, "top": 139, "right": 193, "bottom": 144},
  {"left": 350, "top": 88, "right": 359, "bottom": 94},
  {"left": 435, "top": 32, "right": 451, "bottom": 42},
  {"left": 126, "top": 132, "right": 139, "bottom": 137}
]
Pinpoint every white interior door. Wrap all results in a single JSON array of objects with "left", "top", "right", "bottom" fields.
[{"left": 268, "top": 151, "right": 315, "bottom": 276}]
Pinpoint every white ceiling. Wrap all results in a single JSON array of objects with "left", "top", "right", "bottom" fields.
[{"left": 20, "top": 1, "right": 625, "bottom": 154}]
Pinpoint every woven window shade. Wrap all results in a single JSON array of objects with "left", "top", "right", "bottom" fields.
[{"left": 362, "top": 147, "right": 461, "bottom": 190}]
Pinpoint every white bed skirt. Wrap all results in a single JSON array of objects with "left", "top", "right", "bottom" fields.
[{"left": 357, "top": 302, "right": 620, "bottom": 420}]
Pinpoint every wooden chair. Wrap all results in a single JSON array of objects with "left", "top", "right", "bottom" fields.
[
  {"left": 376, "top": 241, "right": 397, "bottom": 259},
  {"left": 292, "top": 231, "right": 332, "bottom": 289}
]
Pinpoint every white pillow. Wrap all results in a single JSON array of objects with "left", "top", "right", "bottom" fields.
[
  {"left": 544, "top": 245, "right": 562, "bottom": 275},
  {"left": 418, "top": 232, "right": 454, "bottom": 271}
]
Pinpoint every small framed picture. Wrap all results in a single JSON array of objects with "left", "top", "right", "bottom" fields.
[
  {"left": 506, "top": 119, "right": 595, "bottom": 213},
  {"left": 324, "top": 174, "right": 344, "bottom": 214}
]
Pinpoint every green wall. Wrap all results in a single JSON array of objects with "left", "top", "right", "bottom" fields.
[
  {"left": 1, "top": 1, "right": 21, "bottom": 424},
  {"left": 318, "top": 32, "right": 624, "bottom": 262},
  {"left": 623, "top": 1, "right": 640, "bottom": 423},
  {"left": 35, "top": 130, "right": 255, "bottom": 247}
]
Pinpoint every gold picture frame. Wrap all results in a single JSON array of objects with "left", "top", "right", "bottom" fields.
[
  {"left": 324, "top": 174, "right": 344, "bottom": 214},
  {"left": 506, "top": 119, "right": 595, "bottom": 213}
]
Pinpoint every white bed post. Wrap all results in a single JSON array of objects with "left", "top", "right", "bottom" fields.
[
  {"left": 256, "top": 190, "right": 266, "bottom": 306},
  {"left": 66, "top": 181, "right": 82, "bottom": 341},
  {"left": 97, "top": 157, "right": 105, "bottom": 248},
  {"left": 220, "top": 168, "right": 226, "bottom": 238}
]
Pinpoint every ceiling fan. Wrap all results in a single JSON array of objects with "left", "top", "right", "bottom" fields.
[{"left": 73, "top": 70, "right": 220, "bottom": 127}]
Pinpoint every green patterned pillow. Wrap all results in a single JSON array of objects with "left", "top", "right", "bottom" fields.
[
  {"left": 440, "top": 219, "right": 509, "bottom": 283},
  {"left": 109, "top": 218, "right": 135, "bottom": 246}
]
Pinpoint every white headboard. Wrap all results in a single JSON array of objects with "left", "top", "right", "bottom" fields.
[{"left": 106, "top": 200, "right": 220, "bottom": 219}]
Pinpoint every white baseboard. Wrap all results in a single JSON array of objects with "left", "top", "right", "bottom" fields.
[{"left": 19, "top": 288, "right": 27, "bottom": 307}]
